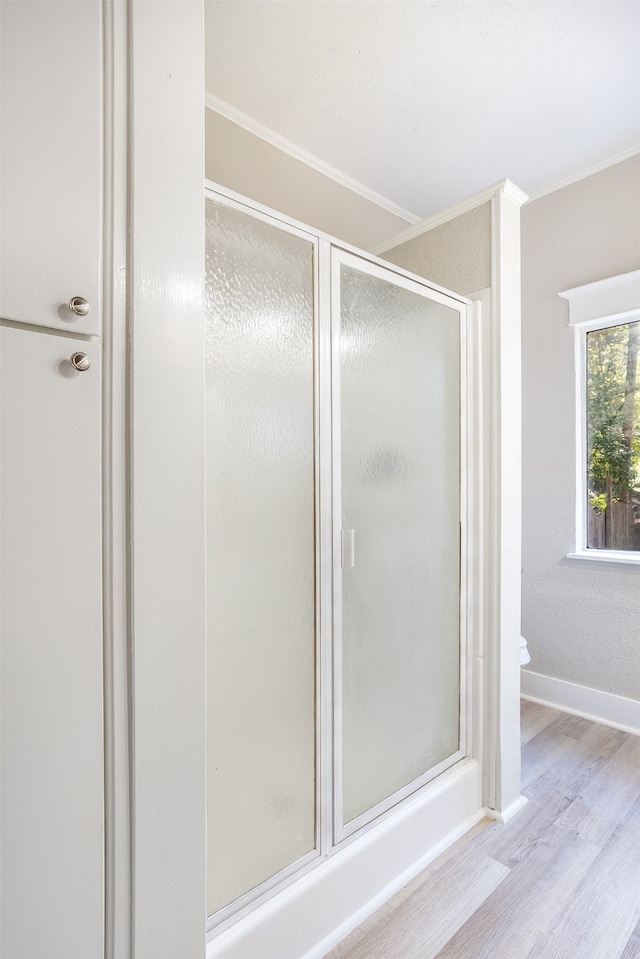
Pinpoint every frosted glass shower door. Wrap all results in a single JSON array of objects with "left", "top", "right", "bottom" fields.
[
  {"left": 334, "top": 251, "right": 465, "bottom": 837},
  {"left": 205, "top": 197, "right": 318, "bottom": 919},
  {"left": 204, "top": 189, "right": 468, "bottom": 921}
]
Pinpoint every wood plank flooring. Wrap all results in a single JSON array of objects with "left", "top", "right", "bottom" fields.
[{"left": 325, "top": 702, "right": 640, "bottom": 959}]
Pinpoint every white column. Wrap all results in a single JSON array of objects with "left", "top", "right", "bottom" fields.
[
  {"left": 486, "top": 180, "right": 529, "bottom": 820},
  {"left": 128, "top": 2, "right": 206, "bottom": 955}
]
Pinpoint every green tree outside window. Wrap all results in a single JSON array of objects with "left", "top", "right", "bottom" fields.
[{"left": 586, "top": 320, "right": 640, "bottom": 550}]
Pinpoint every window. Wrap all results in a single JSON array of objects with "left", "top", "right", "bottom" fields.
[
  {"left": 561, "top": 271, "right": 640, "bottom": 563},
  {"left": 586, "top": 319, "right": 640, "bottom": 550}
]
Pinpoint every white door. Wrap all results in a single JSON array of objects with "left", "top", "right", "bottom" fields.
[
  {"left": 0, "top": 325, "right": 104, "bottom": 958},
  {"left": 332, "top": 249, "right": 465, "bottom": 842}
]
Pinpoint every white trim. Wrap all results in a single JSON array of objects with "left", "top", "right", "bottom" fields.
[
  {"left": 205, "top": 90, "right": 639, "bottom": 236},
  {"left": 484, "top": 187, "right": 525, "bottom": 819},
  {"left": 567, "top": 549, "right": 640, "bottom": 566},
  {"left": 483, "top": 795, "right": 528, "bottom": 825},
  {"left": 331, "top": 245, "right": 471, "bottom": 312},
  {"left": 521, "top": 671, "right": 640, "bottom": 737},
  {"left": 204, "top": 179, "right": 470, "bottom": 308},
  {"left": 371, "top": 179, "right": 528, "bottom": 256},
  {"left": 206, "top": 761, "right": 482, "bottom": 959},
  {"left": 204, "top": 93, "right": 420, "bottom": 226},
  {"left": 573, "top": 311, "right": 589, "bottom": 553},
  {"left": 562, "top": 273, "right": 640, "bottom": 556},
  {"left": 561, "top": 270, "right": 640, "bottom": 326},
  {"left": 561, "top": 271, "right": 640, "bottom": 304},
  {"left": 102, "top": 1, "right": 131, "bottom": 955},
  {"left": 467, "top": 290, "right": 490, "bottom": 776},
  {"left": 302, "top": 815, "right": 484, "bottom": 959},
  {"left": 487, "top": 201, "right": 502, "bottom": 814},
  {"left": 527, "top": 143, "right": 640, "bottom": 204},
  {"left": 330, "top": 245, "right": 345, "bottom": 847},
  {"left": 569, "top": 309, "right": 640, "bottom": 335},
  {"left": 312, "top": 230, "right": 323, "bottom": 864},
  {"left": 318, "top": 238, "right": 334, "bottom": 861},
  {"left": 459, "top": 302, "right": 471, "bottom": 762}
]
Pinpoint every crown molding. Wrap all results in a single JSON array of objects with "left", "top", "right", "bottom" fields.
[
  {"left": 501, "top": 178, "right": 529, "bottom": 207},
  {"left": 527, "top": 142, "right": 640, "bottom": 203},
  {"left": 205, "top": 91, "right": 639, "bottom": 244},
  {"left": 371, "top": 179, "right": 528, "bottom": 256},
  {"left": 205, "top": 93, "right": 421, "bottom": 226}
]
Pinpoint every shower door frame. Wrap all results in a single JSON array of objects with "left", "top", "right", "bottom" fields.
[
  {"left": 204, "top": 187, "right": 328, "bottom": 931},
  {"left": 204, "top": 182, "right": 474, "bottom": 935},
  {"left": 330, "top": 247, "right": 469, "bottom": 844}
]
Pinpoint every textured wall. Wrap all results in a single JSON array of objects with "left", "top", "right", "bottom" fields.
[
  {"left": 205, "top": 109, "right": 411, "bottom": 250},
  {"left": 381, "top": 203, "right": 492, "bottom": 296},
  {"left": 521, "top": 154, "right": 640, "bottom": 700}
]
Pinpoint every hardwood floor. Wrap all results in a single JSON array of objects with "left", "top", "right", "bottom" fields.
[{"left": 325, "top": 702, "right": 640, "bottom": 959}]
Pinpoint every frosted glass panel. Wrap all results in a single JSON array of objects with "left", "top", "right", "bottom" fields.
[
  {"left": 205, "top": 200, "right": 316, "bottom": 915},
  {"left": 340, "top": 264, "right": 461, "bottom": 825}
]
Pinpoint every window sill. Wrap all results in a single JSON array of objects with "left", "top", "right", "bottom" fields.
[{"left": 567, "top": 550, "right": 640, "bottom": 566}]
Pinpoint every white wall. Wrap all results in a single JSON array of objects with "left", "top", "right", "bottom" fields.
[{"left": 521, "top": 154, "right": 640, "bottom": 705}]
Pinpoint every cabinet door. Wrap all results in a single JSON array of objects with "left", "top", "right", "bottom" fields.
[
  {"left": 0, "top": 0, "right": 102, "bottom": 335},
  {"left": 0, "top": 325, "right": 104, "bottom": 959}
]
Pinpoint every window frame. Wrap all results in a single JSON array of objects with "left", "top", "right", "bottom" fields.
[{"left": 561, "top": 271, "right": 640, "bottom": 565}]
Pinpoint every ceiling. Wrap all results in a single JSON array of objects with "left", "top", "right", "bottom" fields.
[{"left": 204, "top": 0, "right": 640, "bottom": 221}]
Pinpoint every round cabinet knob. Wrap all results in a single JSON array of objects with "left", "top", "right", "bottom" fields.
[
  {"left": 68, "top": 296, "right": 90, "bottom": 317},
  {"left": 70, "top": 351, "right": 91, "bottom": 372}
]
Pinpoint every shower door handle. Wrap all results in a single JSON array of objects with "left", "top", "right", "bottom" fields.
[{"left": 341, "top": 529, "right": 355, "bottom": 568}]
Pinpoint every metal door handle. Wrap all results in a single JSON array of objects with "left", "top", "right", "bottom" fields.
[
  {"left": 70, "top": 351, "right": 91, "bottom": 372},
  {"left": 68, "top": 296, "right": 90, "bottom": 317},
  {"left": 341, "top": 529, "right": 355, "bottom": 568}
]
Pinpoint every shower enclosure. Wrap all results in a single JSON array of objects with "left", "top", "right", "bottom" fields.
[{"left": 205, "top": 187, "right": 469, "bottom": 928}]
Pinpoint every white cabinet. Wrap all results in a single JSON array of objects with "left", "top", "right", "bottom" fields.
[
  {"left": 0, "top": 3, "right": 105, "bottom": 953},
  {"left": 0, "top": 327, "right": 104, "bottom": 957},
  {"left": 0, "top": 0, "right": 102, "bottom": 336}
]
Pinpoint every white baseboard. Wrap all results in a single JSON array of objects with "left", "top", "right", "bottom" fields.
[
  {"left": 483, "top": 794, "right": 528, "bottom": 825},
  {"left": 207, "top": 761, "right": 482, "bottom": 959},
  {"left": 521, "top": 670, "right": 640, "bottom": 736}
]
